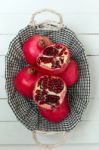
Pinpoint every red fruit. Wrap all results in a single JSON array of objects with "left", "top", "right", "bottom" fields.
[
  {"left": 39, "top": 97, "right": 69, "bottom": 122},
  {"left": 15, "top": 66, "right": 41, "bottom": 98},
  {"left": 37, "top": 43, "right": 70, "bottom": 75},
  {"left": 23, "top": 35, "right": 53, "bottom": 66},
  {"left": 60, "top": 59, "right": 79, "bottom": 87},
  {"left": 33, "top": 75, "right": 68, "bottom": 122}
]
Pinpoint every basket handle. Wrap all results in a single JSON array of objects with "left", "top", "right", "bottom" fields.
[
  {"left": 32, "top": 131, "right": 68, "bottom": 149},
  {"left": 30, "top": 9, "right": 64, "bottom": 30}
]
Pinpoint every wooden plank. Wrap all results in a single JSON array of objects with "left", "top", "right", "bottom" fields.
[
  {"left": 82, "top": 98, "right": 99, "bottom": 121},
  {"left": 0, "top": 145, "right": 99, "bottom": 150},
  {"left": 78, "top": 35, "right": 99, "bottom": 55},
  {"left": 0, "top": 121, "right": 99, "bottom": 144},
  {"left": 0, "top": 100, "right": 17, "bottom": 121},
  {"left": 0, "top": 78, "right": 7, "bottom": 98},
  {"left": 88, "top": 56, "right": 99, "bottom": 99},
  {"left": 0, "top": 13, "right": 99, "bottom": 34},
  {"left": 0, "top": 14, "right": 29, "bottom": 34},
  {"left": 0, "top": 56, "right": 99, "bottom": 99},
  {"left": 0, "top": 98, "right": 99, "bottom": 121},
  {"left": 0, "top": 0, "right": 99, "bottom": 13},
  {"left": 0, "top": 122, "right": 32, "bottom": 144},
  {"left": 65, "top": 121, "right": 99, "bottom": 144},
  {"left": 1, "top": 35, "right": 99, "bottom": 56},
  {"left": 0, "top": 35, "right": 14, "bottom": 55},
  {"left": 0, "top": 56, "right": 5, "bottom": 77}
]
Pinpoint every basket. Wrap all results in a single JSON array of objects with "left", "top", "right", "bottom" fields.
[{"left": 5, "top": 9, "right": 90, "bottom": 147}]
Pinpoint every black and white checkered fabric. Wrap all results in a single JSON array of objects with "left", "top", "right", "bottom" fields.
[{"left": 5, "top": 25, "right": 90, "bottom": 132}]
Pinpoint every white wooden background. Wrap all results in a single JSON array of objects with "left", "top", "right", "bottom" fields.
[{"left": 0, "top": 0, "right": 99, "bottom": 149}]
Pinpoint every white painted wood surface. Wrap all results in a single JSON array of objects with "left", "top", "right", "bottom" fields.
[
  {"left": 1, "top": 13, "right": 99, "bottom": 34},
  {"left": 1, "top": 145, "right": 99, "bottom": 150},
  {"left": 0, "top": 0, "right": 99, "bottom": 149}
]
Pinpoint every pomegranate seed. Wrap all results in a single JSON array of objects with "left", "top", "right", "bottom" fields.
[
  {"left": 35, "top": 90, "right": 44, "bottom": 102},
  {"left": 55, "top": 43, "right": 61, "bottom": 49},
  {"left": 35, "top": 90, "right": 47, "bottom": 102},
  {"left": 43, "top": 47, "right": 58, "bottom": 56},
  {"left": 64, "top": 51, "right": 67, "bottom": 55},
  {"left": 39, "top": 100, "right": 46, "bottom": 105},
  {"left": 46, "top": 95, "right": 59, "bottom": 103},
  {"left": 48, "top": 78, "right": 64, "bottom": 93},
  {"left": 38, "top": 57, "right": 53, "bottom": 64},
  {"left": 60, "top": 58, "right": 64, "bottom": 64}
]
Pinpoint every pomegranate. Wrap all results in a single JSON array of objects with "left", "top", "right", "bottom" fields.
[
  {"left": 39, "top": 97, "right": 69, "bottom": 122},
  {"left": 37, "top": 43, "right": 70, "bottom": 75},
  {"left": 60, "top": 59, "right": 79, "bottom": 87},
  {"left": 33, "top": 75, "right": 69, "bottom": 122},
  {"left": 23, "top": 35, "right": 53, "bottom": 66},
  {"left": 15, "top": 66, "right": 41, "bottom": 98}
]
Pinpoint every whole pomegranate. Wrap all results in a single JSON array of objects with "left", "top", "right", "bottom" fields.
[
  {"left": 15, "top": 66, "right": 41, "bottom": 98},
  {"left": 37, "top": 43, "right": 70, "bottom": 75},
  {"left": 60, "top": 59, "right": 79, "bottom": 87},
  {"left": 23, "top": 35, "right": 53, "bottom": 66},
  {"left": 33, "top": 75, "right": 69, "bottom": 122}
]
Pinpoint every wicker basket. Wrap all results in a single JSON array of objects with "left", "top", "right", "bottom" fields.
[{"left": 5, "top": 9, "right": 90, "bottom": 147}]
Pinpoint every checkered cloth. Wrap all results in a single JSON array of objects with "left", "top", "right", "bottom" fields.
[{"left": 5, "top": 25, "right": 90, "bottom": 132}]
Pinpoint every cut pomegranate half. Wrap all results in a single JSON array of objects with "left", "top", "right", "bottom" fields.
[
  {"left": 39, "top": 96, "right": 69, "bottom": 122},
  {"left": 33, "top": 75, "right": 69, "bottom": 122},
  {"left": 37, "top": 43, "right": 71, "bottom": 75}
]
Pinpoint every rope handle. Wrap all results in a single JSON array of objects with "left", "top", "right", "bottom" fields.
[
  {"left": 32, "top": 131, "right": 68, "bottom": 149},
  {"left": 29, "top": 8, "right": 64, "bottom": 30}
]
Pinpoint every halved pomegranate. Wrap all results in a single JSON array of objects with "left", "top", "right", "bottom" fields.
[
  {"left": 37, "top": 43, "right": 71, "bottom": 75},
  {"left": 33, "top": 75, "right": 69, "bottom": 122},
  {"left": 60, "top": 59, "right": 79, "bottom": 87},
  {"left": 39, "top": 97, "right": 69, "bottom": 122},
  {"left": 23, "top": 35, "right": 53, "bottom": 66}
]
